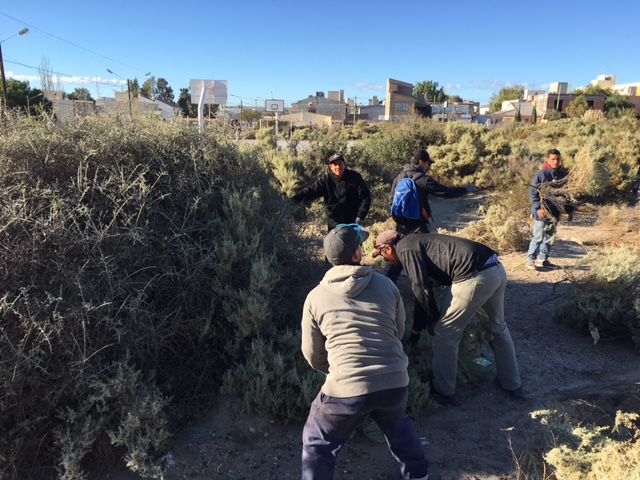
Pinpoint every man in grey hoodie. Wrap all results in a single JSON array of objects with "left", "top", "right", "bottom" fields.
[{"left": 301, "top": 223, "right": 430, "bottom": 480}]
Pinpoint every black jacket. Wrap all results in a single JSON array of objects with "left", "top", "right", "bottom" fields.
[
  {"left": 390, "top": 164, "right": 468, "bottom": 222},
  {"left": 292, "top": 169, "right": 371, "bottom": 226},
  {"left": 395, "top": 234, "right": 496, "bottom": 331}
]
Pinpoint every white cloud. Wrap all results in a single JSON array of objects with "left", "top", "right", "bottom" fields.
[{"left": 351, "top": 82, "right": 385, "bottom": 92}]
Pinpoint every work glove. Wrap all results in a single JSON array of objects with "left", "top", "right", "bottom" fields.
[{"left": 465, "top": 183, "right": 478, "bottom": 193}]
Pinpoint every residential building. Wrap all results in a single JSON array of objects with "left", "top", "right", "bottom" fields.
[
  {"left": 590, "top": 74, "right": 617, "bottom": 90},
  {"left": 491, "top": 100, "right": 539, "bottom": 123},
  {"left": 549, "top": 82, "right": 572, "bottom": 94},
  {"left": 430, "top": 101, "right": 477, "bottom": 124},
  {"left": 615, "top": 83, "right": 639, "bottom": 96},
  {"left": 384, "top": 78, "right": 416, "bottom": 121},
  {"left": 43, "top": 90, "right": 95, "bottom": 120},
  {"left": 533, "top": 92, "right": 606, "bottom": 117},
  {"left": 357, "top": 96, "right": 386, "bottom": 123},
  {"left": 291, "top": 91, "right": 347, "bottom": 121},
  {"left": 278, "top": 111, "right": 333, "bottom": 127}
]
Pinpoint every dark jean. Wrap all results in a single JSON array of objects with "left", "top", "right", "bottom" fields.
[{"left": 301, "top": 387, "right": 429, "bottom": 480}]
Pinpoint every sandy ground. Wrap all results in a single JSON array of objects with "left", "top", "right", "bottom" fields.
[{"left": 107, "top": 192, "right": 640, "bottom": 480}]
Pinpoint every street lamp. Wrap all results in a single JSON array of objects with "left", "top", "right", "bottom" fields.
[
  {"left": 107, "top": 68, "right": 131, "bottom": 115},
  {"left": 1, "top": 28, "right": 29, "bottom": 114}
]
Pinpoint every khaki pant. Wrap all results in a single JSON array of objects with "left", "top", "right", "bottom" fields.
[{"left": 431, "top": 263, "right": 521, "bottom": 396}]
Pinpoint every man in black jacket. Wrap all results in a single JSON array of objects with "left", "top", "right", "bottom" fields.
[
  {"left": 373, "top": 230, "right": 524, "bottom": 405},
  {"left": 389, "top": 149, "right": 476, "bottom": 234},
  {"left": 292, "top": 153, "right": 371, "bottom": 231}
]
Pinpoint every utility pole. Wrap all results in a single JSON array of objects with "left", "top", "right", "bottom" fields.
[
  {"left": 0, "top": 28, "right": 29, "bottom": 114},
  {"left": 354, "top": 96, "right": 357, "bottom": 125}
]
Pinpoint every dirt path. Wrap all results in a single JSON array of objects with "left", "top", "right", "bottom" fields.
[{"left": 108, "top": 193, "right": 640, "bottom": 480}]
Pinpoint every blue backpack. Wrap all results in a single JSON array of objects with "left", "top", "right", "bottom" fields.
[{"left": 391, "top": 177, "right": 421, "bottom": 220}]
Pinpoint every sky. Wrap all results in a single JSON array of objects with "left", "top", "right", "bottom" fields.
[{"left": 2, "top": 1, "right": 640, "bottom": 108}]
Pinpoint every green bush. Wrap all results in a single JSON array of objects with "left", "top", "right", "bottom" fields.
[
  {"left": 2, "top": 110, "right": 640, "bottom": 479},
  {"left": 528, "top": 406, "right": 640, "bottom": 480},
  {"left": 554, "top": 247, "right": 640, "bottom": 346},
  {"left": 0, "top": 113, "right": 318, "bottom": 478}
]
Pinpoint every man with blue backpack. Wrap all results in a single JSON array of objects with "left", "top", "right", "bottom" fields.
[{"left": 390, "top": 149, "right": 477, "bottom": 235}]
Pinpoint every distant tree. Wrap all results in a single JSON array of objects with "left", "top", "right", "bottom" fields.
[
  {"left": 239, "top": 109, "right": 261, "bottom": 123},
  {"left": 489, "top": 85, "right": 525, "bottom": 112},
  {"left": 38, "top": 56, "right": 61, "bottom": 92},
  {"left": 570, "top": 87, "right": 635, "bottom": 118},
  {"left": 566, "top": 95, "right": 589, "bottom": 118},
  {"left": 604, "top": 92, "right": 634, "bottom": 113},
  {"left": 129, "top": 78, "right": 140, "bottom": 98},
  {"left": 514, "top": 104, "right": 521, "bottom": 122},
  {"left": 5, "top": 79, "right": 51, "bottom": 114},
  {"left": 140, "top": 76, "right": 156, "bottom": 99},
  {"left": 414, "top": 80, "right": 447, "bottom": 102},
  {"left": 156, "top": 78, "right": 174, "bottom": 103},
  {"left": 177, "top": 88, "right": 197, "bottom": 117},
  {"left": 67, "top": 87, "right": 94, "bottom": 101},
  {"left": 573, "top": 85, "right": 609, "bottom": 96},
  {"left": 531, "top": 106, "right": 538, "bottom": 124},
  {"left": 448, "top": 94, "right": 463, "bottom": 103}
]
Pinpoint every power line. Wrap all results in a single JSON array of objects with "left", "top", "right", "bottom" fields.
[{"left": 0, "top": 11, "right": 300, "bottom": 105}]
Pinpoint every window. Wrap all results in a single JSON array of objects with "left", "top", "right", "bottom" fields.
[{"left": 397, "top": 103, "right": 408, "bottom": 111}]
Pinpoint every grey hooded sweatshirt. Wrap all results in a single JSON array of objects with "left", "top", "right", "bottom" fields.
[{"left": 301, "top": 265, "right": 409, "bottom": 398}]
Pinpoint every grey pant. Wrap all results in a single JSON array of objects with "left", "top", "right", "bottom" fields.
[{"left": 431, "top": 263, "right": 521, "bottom": 396}]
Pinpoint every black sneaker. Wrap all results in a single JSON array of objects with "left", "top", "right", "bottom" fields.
[
  {"left": 494, "top": 378, "right": 527, "bottom": 400},
  {"left": 429, "top": 382, "right": 458, "bottom": 406},
  {"left": 536, "top": 259, "right": 560, "bottom": 269}
]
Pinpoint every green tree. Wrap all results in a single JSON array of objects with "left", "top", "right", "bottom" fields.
[
  {"left": 414, "top": 80, "right": 447, "bottom": 102},
  {"left": 573, "top": 85, "right": 609, "bottom": 96},
  {"left": 129, "top": 78, "right": 140, "bottom": 98},
  {"left": 140, "top": 76, "right": 156, "bottom": 99},
  {"left": 177, "top": 88, "right": 197, "bottom": 117},
  {"left": 156, "top": 78, "right": 174, "bottom": 103},
  {"left": 566, "top": 95, "right": 589, "bottom": 118},
  {"left": 514, "top": 104, "right": 521, "bottom": 122},
  {"left": 604, "top": 92, "right": 634, "bottom": 114},
  {"left": 489, "top": 85, "right": 525, "bottom": 112},
  {"left": 5, "top": 79, "right": 50, "bottom": 114},
  {"left": 67, "top": 87, "right": 94, "bottom": 101},
  {"left": 239, "top": 108, "right": 262, "bottom": 123},
  {"left": 448, "top": 94, "right": 463, "bottom": 103},
  {"left": 531, "top": 106, "right": 538, "bottom": 124}
]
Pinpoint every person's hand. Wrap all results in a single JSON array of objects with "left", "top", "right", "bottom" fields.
[
  {"left": 465, "top": 183, "right": 478, "bottom": 193},
  {"left": 537, "top": 208, "right": 547, "bottom": 220},
  {"left": 355, "top": 217, "right": 365, "bottom": 227}
]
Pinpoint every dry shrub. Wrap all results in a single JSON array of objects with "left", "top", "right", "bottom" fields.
[
  {"left": 582, "top": 109, "right": 605, "bottom": 121},
  {"left": 588, "top": 204, "right": 640, "bottom": 249},
  {"left": 527, "top": 403, "right": 640, "bottom": 480},
  {"left": 554, "top": 246, "right": 640, "bottom": 346},
  {"left": 0, "top": 113, "right": 317, "bottom": 479},
  {"left": 261, "top": 149, "right": 305, "bottom": 198},
  {"left": 439, "top": 191, "right": 531, "bottom": 253}
]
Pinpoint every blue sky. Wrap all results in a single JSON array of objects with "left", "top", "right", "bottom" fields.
[{"left": 2, "top": 1, "right": 640, "bottom": 108}]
